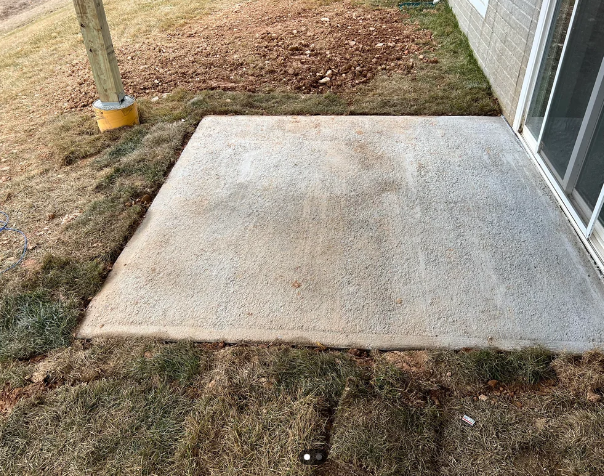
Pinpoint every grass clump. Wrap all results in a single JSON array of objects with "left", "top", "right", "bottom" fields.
[
  {"left": 0, "top": 379, "right": 193, "bottom": 475},
  {"left": 179, "top": 393, "right": 322, "bottom": 475},
  {"left": 94, "top": 126, "right": 150, "bottom": 169},
  {"left": 0, "top": 291, "right": 77, "bottom": 361},
  {"left": 36, "top": 255, "right": 105, "bottom": 302},
  {"left": 439, "top": 399, "right": 604, "bottom": 476},
  {"left": 131, "top": 341, "right": 209, "bottom": 386},
  {"left": 443, "top": 347, "right": 555, "bottom": 385},
  {"left": 176, "top": 347, "right": 339, "bottom": 475},
  {"left": 350, "top": 3, "right": 500, "bottom": 116},
  {"left": 328, "top": 359, "right": 441, "bottom": 476},
  {"left": 272, "top": 347, "right": 363, "bottom": 404},
  {"left": 544, "top": 408, "right": 604, "bottom": 475},
  {"left": 551, "top": 351, "right": 604, "bottom": 399},
  {"left": 96, "top": 121, "right": 188, "bottom": 191},
  {"left": 439, "top": 399, "right": 549, "bottom": 476},
  {"left": 0, "top": 359, "right": 32, "bottom": 388},
  {"left": 49, "top": 113, "right": 126, "bottom": 166}
]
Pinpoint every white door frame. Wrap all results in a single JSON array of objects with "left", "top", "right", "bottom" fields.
[
  {"left": 512, "top": 0, "right": 604, "bottom": 271},
  {"left": 512, "top": 0, "right": 559, "bottom": 131}
]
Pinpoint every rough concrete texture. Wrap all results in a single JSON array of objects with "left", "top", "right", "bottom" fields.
[{"left": 79, "top": 116, "right": 604, "bottom": 351}]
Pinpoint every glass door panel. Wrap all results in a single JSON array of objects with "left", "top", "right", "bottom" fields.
[
  {"left": 539, "top": 0, "right": 604, "bottom": 178},
  {"left": 573, "top": 105, "right": 604, "bottom": 226},
  {"left": 525, "top": 0, "right": 575, "bottom": 139}
]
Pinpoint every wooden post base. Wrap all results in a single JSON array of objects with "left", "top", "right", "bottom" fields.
[{"left": 93, "top": 96, "right": 139, "bottom": 132}]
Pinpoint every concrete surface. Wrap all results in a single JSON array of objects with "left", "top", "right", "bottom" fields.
[{"left": 79, "top": 116, "right": 604, "bottom": 351}]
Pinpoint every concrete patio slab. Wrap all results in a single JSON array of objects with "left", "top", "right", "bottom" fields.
[{"left": 79, "top": 116, "right": 604, "bottom": 351}]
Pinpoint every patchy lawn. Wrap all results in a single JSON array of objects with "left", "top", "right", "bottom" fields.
[
  {"left": 0, "top": 0, "right": 498, "bottom": 357},
  {"left": 2, "top": 0, "right": 598, "bottom": 474},
  {"left": 0, "top": 342, "right": 603, "bottom": 475}
]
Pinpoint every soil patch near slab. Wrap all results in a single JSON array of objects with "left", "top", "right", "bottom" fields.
[{"left": 57, "top": 0, "right": 436, "bottom": 109}]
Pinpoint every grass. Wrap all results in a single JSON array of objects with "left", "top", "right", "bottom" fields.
[
  {"left": 350, "top": 1, "right": 498, "bottom": 115},
  {"left": 439, "top": 400, "right": 604, "bottom": 476},
  {"left": 441, "top": 347, "right": 556, "bottom": 385},
  {"left": 0, "top": 291, "right": 77, "bottom": 361},
  {"left": 0, "top": 0, "right": 600, "bottom": 473},
  {"left": 0, "top": 342, "right": 602, "bottom": 475},
  {"left": 327, "top": 360, "right": 442, "bottom": 475},
  {"left": 0, "top": 379, "right": 194, "bottom": 475},
  {"left": 0, "top": 0, "right": 499, "bottom": 358}
]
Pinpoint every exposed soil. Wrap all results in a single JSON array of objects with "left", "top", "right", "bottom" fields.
[
  {"left": 0, "top": 382, "right": 45, "bottom": 414},
  {"left": 57, "top": 0, "right": 437, "bottom": 109}
]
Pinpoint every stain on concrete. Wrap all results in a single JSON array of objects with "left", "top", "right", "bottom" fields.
[{"left": 79, "top": 116, "right": 604, "bottom": 351}]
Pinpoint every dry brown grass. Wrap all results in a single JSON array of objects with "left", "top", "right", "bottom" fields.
[
  {"left": 1, "top": 343, "right": 602, "bottom": 475},
  {"left": 1, "top": 0, "right": 498, "bottom": 365},
  {"left": 5, "top": 3, "right": 594, "bottom": 474}
]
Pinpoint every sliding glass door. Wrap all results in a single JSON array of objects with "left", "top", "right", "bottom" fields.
[{"left": 522, "top": 0, "right": 604, "bottom": 248}]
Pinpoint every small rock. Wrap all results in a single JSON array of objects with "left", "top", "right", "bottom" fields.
[
  {"left": 349, "top": 40, "right": 356, "bottom": 46},
  {"left": 446, "top": 371, "right": 452, "bottom": 377},
  {"left": 325, "top": 69, "right": 333, "bottom": 77},
  {"left": 318, "top": 77, "right": 331, "bottom": 84},
  {"left": 31, "top": 371, "right": 48, "bottom": 383},
  {"left": 376, "top": 43, "right": 384, "bottom": 47},
  {"left": 139, "top": 194, "right": 152, "bottom": 205},
  {"left": 151, "top": 96, "right": 159, "bottom": 102},
  {"left": 478, "top": 394, "right": 488, "bottom": 401},
  {"left": 535, "top": 418, "right": 547, "bottom": 430},
  {"left": 419, "top": 54, "right": 425, "bottom": 60},
  {"left": 321, "top": 17, "right": 330, "bottom": 22},
  {"left": 61, "top": 210, "right": 81, "bottom": 225},
  {"left": 587, "top": 390, "right": 602, "bottom": 402}
]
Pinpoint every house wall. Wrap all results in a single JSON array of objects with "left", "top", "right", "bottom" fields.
[{"left": 448, "top": 0, "right": 543, "bottom": 122}]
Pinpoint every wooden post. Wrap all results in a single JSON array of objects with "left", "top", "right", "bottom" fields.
[
  {"left": 73, "top": 0, "right": 139, "bottom": 131},
  {"left": 73, "top": 0, "right": 124, "bottom": 103}
]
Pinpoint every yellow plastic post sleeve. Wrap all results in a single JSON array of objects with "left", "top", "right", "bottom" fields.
[{"left": 93, "top": 101, "right": 139, "bottom": 132}]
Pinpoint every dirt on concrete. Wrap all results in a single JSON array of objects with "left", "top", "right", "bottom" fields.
[{"left": 57, "top": 0, "right": 437, "bottom": 109}]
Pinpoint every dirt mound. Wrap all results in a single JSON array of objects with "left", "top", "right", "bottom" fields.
[{"left": 58, "top": 0, "right": 436, "bottom": 109}]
